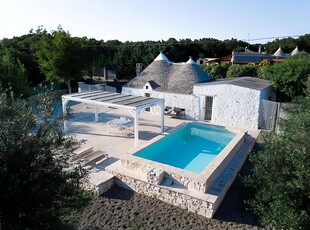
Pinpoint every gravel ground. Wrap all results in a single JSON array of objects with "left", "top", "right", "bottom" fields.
[
  {"left": 78, "top": 162, "right": 264, "bottom": 230},
  {"left": 78, "top": 134, "right": 267, "bottom": 230}
]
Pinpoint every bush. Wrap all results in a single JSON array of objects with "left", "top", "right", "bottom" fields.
[
  {"left": 244, "top": 94, "right": 310, "bottom": 229},
  {"left": 264, "top": 52, "right": 310, "bottom": 99},
  {"left": 226, "top": 64, "right": 258, "bottom": 78}
]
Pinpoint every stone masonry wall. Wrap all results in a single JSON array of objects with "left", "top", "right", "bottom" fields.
[
  {"left": 120, "top": 158, "right": 206, "bottom": 193},
  {"left": 106, "top": 170, "right": 214, "bottom": 218}
]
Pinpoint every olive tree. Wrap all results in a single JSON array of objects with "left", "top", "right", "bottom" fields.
[{"left": 0, "top": 86, "right": 87, "bottom": 229}]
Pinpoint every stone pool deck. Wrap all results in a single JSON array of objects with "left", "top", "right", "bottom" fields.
[{"left": 66, "top": 102, "right": 260, "bottom": 218}]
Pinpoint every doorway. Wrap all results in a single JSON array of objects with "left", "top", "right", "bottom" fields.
[{"left": 204, "top": 96, "right": 213, "bottom": 121}]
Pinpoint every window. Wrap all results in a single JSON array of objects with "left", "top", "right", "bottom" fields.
[{"left": 146, "top": 86, "right": 149, "bottom": 89}]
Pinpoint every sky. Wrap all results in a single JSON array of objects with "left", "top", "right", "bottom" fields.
[{"left": 0, "top": 0, "right": 309, "bottom": 44}]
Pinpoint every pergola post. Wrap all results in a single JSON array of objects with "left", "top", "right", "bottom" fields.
[
  {"left": 134, "top": 110, "right": 139, "bottom": 147},
  {"left": 94, "top": 105, "right": 99, "bottom": 122},
  {"left": 130, "top": 109, "right": 142, "bottom": 147},
  {"left": 62, "top": 97, "right": 69, "bottom": 132},
  {"left": 160, "top": 102, "right": 165, "bottom": 133}
]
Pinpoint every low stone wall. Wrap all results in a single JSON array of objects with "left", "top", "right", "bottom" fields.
[
  {"left": 120, "top": 157, "right": 204, "bottom": 192},
  {"left": 108, "top": 171, "right": 214, "bottom": 218},
  {"left": 78, "top": 82, "right": 116, "bottom": 93}
]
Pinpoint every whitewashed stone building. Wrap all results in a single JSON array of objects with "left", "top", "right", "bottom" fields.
[{"left": 122, "top": 52, "right": 271, "bottom": 129}]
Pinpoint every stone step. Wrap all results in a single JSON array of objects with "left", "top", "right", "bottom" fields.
[
  {"left": 73, "top": 146, "right": 94, "bottom": 158},
  {"left": 88, "top": 171, "right": 115, "bottom": 195},
  {"left": 83, "top": 150, "right": 107, "bottom": 166}
]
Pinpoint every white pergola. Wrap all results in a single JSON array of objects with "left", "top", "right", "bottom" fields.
[{"left": 62, "top": 91, "right": 165, "bottom": 147}]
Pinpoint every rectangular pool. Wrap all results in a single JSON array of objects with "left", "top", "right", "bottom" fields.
[{"left": 134, "top": 123, "right": 236, "bottom": 173}]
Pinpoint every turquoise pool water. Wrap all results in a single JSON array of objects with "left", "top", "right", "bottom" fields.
[{"left": 134, "top": 123, "right": 236, "bottom": 173}]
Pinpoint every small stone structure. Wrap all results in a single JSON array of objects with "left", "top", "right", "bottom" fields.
[
  {"left": 146, "top": 168, "right": 164, "bottom": 185},
  {"left": 87, "top": 171, "right": 114, "bottom": 195}
]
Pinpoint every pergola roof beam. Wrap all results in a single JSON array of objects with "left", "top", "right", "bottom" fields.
[
  {"left": 68, "top": 90, "right": 103, "bottom": 97},
  {"left": 127, "top": 98, "right": 161, "bottom": 107},
  {"left": 77, "top": 91, "right": 114, "bottom": 99},
  {"left": 69, "top": 90, "right": 103, "bottom": 97},
  {"left": 117, "top": 97, "right": 152, "bottom": 105}
]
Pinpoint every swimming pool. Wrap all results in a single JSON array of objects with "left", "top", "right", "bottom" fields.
[{"left": 134, "top": 123, "right": 236, "bottom": 173}]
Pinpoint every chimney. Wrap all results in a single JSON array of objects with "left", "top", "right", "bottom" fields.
[
  {"left": 258, "top": 45, "right": 262, "bottom": 54},
  {"left": 136, "top": 63, "right": 143, "bottom": 77}
]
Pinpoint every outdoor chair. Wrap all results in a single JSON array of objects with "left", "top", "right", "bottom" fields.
[
  {"left": 164, "top": 106, "right": 173, "bottom": 115},
  {"left": 107, "top": 117, "right": 133, "bottom": 136}
]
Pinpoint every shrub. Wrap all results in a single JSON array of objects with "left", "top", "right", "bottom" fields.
[
  {"left": 244, "top": 94, "right": 310, "bottom": 229},
  {"left": 226, "top": 64, "right": 258, "bottom": 78}
]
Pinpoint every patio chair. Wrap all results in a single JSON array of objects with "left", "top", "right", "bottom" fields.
[
  {"left": 107, "top": 117, "right": 133, "bottom": 135},
  {"left": 164, "top": 106, "right": 173, "bottom": 115}
]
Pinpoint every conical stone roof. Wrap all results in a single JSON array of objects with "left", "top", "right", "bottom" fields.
[
  {"left": 273, "top": 46, "right": 285, "bottom": 57},
  {"left": 125, "top": 53, "right": 212, "bottom": 94},
  {"left": 290, "top": 46, "right": 300, "bottom": 56},
  {"left": 186, "top": 57, "right": 196, "bottom": 64}
]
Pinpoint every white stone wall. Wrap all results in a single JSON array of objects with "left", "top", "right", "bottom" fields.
[
  {"left": 123, "top": 84, "right": 270, "bottom": 129},
  {"left": 78, "top": 82, "right": 116, "bottom": 93},
  {"left": 122, "top": 87, "right": 198, "bottom": 119},
  {"left": 193, "top": 84, "right": 262, "bottom": 129}
]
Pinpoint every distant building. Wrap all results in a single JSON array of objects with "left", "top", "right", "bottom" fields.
[
  {"left": 197, "top": 46, "right": 300, "bottom": 65},
  {"left": 92, "top": 67, "right": 117, "bottom": 81}
]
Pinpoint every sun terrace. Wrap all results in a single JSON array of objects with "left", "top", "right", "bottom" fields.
[{"left": 62, "top": 91, "right": 260, "bottom": 218}]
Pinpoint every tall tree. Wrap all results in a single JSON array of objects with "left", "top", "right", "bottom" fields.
[
  {"left": 0, "top": 48, "right": 28, "bottom": 95},
  {"left": 33, "top": 26, "right": 88, "bottom": 93}
]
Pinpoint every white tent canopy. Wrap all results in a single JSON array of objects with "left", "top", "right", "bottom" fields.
[{"left": 62, "top": 91, "right": 165, "bottom": 147}]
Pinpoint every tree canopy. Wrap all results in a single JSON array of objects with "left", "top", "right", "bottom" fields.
[{"left": 33, "top": 26, "right": 89, "bottom": 93}]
